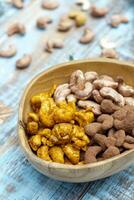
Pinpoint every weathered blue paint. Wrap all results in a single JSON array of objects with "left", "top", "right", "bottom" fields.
[{"left": 0, "top": 0, "right": 134, "bottom": 200}]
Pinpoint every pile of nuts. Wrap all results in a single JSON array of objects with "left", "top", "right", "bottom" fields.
[{"left": 26, "top": 70, "right": 134, "bottom": 165}]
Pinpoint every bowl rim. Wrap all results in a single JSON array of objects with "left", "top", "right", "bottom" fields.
[{"left": 18, "top": 58, "right": 134, "bottom": 170}]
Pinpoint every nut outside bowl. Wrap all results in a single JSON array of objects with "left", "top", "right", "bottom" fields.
[{"left": 18, "top": 58, "right": 134, "bottom": 183}]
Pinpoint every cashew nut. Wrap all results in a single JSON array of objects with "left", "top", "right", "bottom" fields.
[
  {"left": 97, "top": 114, "right": 114, "bottom": 130},
  {"left": 125, "top": 135, "right": 134, "bottom": 144},
  {"left": 42, "top": 0, "right": 59, "bottom": 10},
  {"left": 94, "top": 134, "right": 107, "bottom": 150},
  {"left": 78, "top": 100, "right": 101, "bottom": 115},
  {"left": 85, "top": 71, "right": 98, "bottom": 82},
  {"left": 117, "top": 76, "right": 134, "bottom": 97},
  {"left": 54, "top": 83, "right": 71, "bottom": 103},
  {"left": 84, "top": 146, "right": 102, "bottom": 164},
  {"left": 70, "top": 70, "right": 85, "bottom": 91},
  {"left": 66, "top": 94, "right": 77, "bottom": 102},
  {"left": 36, "top": 16, "right": 52, "bottom": 29},
  {"left": 123, "top": 142, "right": 134, "bottom": 150},
  {"left": 93, "top": 79, "right": 118, "bottom": 89},
  {"left": 100, "top": 99, "right": 119, "bottom": 114},
  {"left": 100, "top": 87, "right": 125, "bottom": 107},
  {"left": 92, "top": 90, "right": 103, "bottom": 103},
  {"left": 16, "top": 54, "right": 32, "bottom": 69},
  {"left": 7, "top": 22, "right": 26, "bottom": 36},
  {"left": 99, "top": 75, "right": 114, "bottom": 82},
  {"left": 12, "top": 0, "right": 23, "bottom": 9},
  {"left": 110, "top": 15, "right": 129, "bottom": 27},
  {"left": 0, "top": 44, "right": 17, "bottom": 58},
  {"left": 45, "top": 38, "right": 64, "bottom": 53},
  {"left": 102, "top": 146, "right": 120, "bottom": 159},
  {"left": 85, "top": 122, "right": 102, "bottom": 137},
  {"left": 58, "top": 17, "right": 73, "bottom": 32},
  {"left": 101, "top": 48, "right": 118, "bottom": 59},
  {"left": 90, "top": 5, "right": 108, "bottom": 17},
  {"left": 125, "top": 97, "right": 134, "bottom": 106},
  {"left": 79, "top": 28, "right": 95, "bottom": 44}
]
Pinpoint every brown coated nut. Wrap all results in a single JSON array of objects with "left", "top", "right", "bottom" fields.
[
  {"left": 101, "top": 99, "right": 119, "bottom": 114},
  {"left": 36, "top": 16, "right": 52, "bottom": 29},
  {"left": 90, "top": 5, "right": 108, "bottom": 17},
  {"left": 125, "top": 135, "right": 134, "bottom": 144},
  {"left": 79, "top": 28, "right": 94, "bottom": 44},
  {"left": 110, "top": 15, "right": 129, "bottom": 27},
  {"left": 108, "top": 128, "right": 116, "bottom": 137},
  {"left": 105, "top": 136, "right": 116, "bottom": 148},
  {"left": 84, "top": 146, "right": 102, "bottom": 164},
  {"left": 16, "top": 54, "right": 32, "bottom": 69},
  {"left": 102, "top": 146, "right": 120, "bottom": 159},
  {"left": 84, "top": 122, "right": 102, "bottom": 137},
  {"left": 42, "top": 0, "right": 59, "bottom": 10},
  {"left": 97, "top": 114, "right": 114, "bottom": 130},
  {"left": 92, "top": 90, "right": 103, "bottom": 104},
  {"left": 12, "top": 0, "right": 23, "bottom": 9},
  {"left": 0, "top": 44, "right": 17, "bottom": 58},
  {"left": 7, "top": 22, "right": 25, "bottom": 36},
  {"left": 94, "top": 134, "right": 107, "bottom": 150},
  {"left": 101, "top": 48, "right": 118, "bottom": 59},
  {"left": 123, "top": 142, "right": 134, "bottom": 150},
  {"left": 114, "top": 130, "right": 125, "bottom": 147}
]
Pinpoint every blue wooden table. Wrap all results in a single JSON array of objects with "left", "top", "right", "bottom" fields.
[{"left": 0, "top": 0, "right": 134, "bottom": 199}]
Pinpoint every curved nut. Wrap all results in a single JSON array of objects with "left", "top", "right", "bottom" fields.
[
  {"left": 84, "top": 122, "right": 102, "bottom": 137},
  {"left": 0, "top": 44, "right": 17, "bottom": 58},
  {"left": 93, "top": 79, "right": 118, "bottom": 89},
  {"left": 66, "top": 94, "right": 77, "bottom": 102},
  {"left": 110, "top": 15, "right": 129, "bottom": 27},
  {"left": 123, "top": 142, "right": 134, "bottom": 150},
  {"left": 54, "top": 83, "right": 71, "bottom": 103},
  {"left": 99, "top": 75, "right": 114, "bottom": 81},
  {"left": 114, "top": 130, "right": 126, "bottom": 147},
  {"left": 117, "top": 77, "right": 134, "bottom": 97},
  {"left": 42, "top": 0, "right": 59, "bottom": 10},
  {"left": 78, "top": 100, "right": 101, "bottom": 115},
  {"left": 100, "top": 99, "right": 119, "bottom": 114},
  {"left": 7, "top": 22, "right": 25, "bottom": 36},
  {"left": 72, "top": 82, "right": 93, "bottom": 99},
  {"left": 94, "top": 134, "right": 107, "bottom": 150},
  {"left": 16, "top": 54, "right": 32, "bottom": 69},
  {"left": 105, "top": 136, "right": 116, "bottom": 148},
  {"left": 97, "top": 114, "right": 113, "bottom": 130},
  {"left": 92, "top": 90, "right": 103, "bottom": 103},
  {"left": 101, "top": 48, "right": 118, "bottom": 59},
  {"left": 70, "top": 70, "right": 85, "bottom": 90},
  {"left": 125, "top": 97, "right": 134, "bottom": 106},
  {"left": 125, "top": 135, "right": 134, "bottom": 144},
  {"left": 84, "top": 146, "right": 102, "bottom": 164},
  {"left": 79, "top": 28, "right": 94, "bottom": 44},
  {"left": 12, "top": 0, "right": 23, "bottom": 9},
  {"left": 90, "top": 5, "right": 108, "bottom": 17},
  {"left": 108, "top": 128, "right": 116, "bottom": 137},
  {"left": 58, "top": 18, "right": 73, "bottom": 32},
  {"left": 36, "top": 16, "right": 52, "bottom": 29},
  {"left": 100, "top": 87, "right": 125, "bottom": 107},
  {"left": 85, "top": 71, "right": 98, "bottom": 82},
  {"left": 102, "top": 146, "right": 120, "bottom": 159},
  {"left": 45, "top": 39, "right": 64, "bottom": 53}
]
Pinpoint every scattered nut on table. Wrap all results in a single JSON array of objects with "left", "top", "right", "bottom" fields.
[
  {"left": 7, "top": 22, "right": 26, "bottom": 36},
  {"left": 101, "top": 48, "right": 118, "bottom": 59},
  {"left": 45, "top": 38, "right": 64, "bottom": 53},
  {"left": 79, "top": 28, "right": 95, "bottom": 44},
  {"left": 0, "top": 44, "right": 17, "bottom": 58},
  {"left": 11, "top": 0, "right": 24, "bottom": 9},
  {"left": 36, "top": 16, "right": 52, "bottom": 29},
  {"left": 58, "top": 16, "right": 74, "bottom": 32},
  {"left": 90, "top": 5, "right": 109, "bottom": 17},
  {"left": 42, "top": 0, "right": 59, "bottom": 10},
  {"left": 25, "top": 69, "right": 134, "bottom": 165},
  {"left": 69, "top": 11, "right": 87, "bottom": 27},
  {"left": 110, "top": 15, "right": 129, "bottom": 27},
  {"left": 16, "top": 54, "right": 32, "bottom": 69}
]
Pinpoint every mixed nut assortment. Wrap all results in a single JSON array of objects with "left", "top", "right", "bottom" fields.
[
  {"left": 0, "top": 0, "right": 129, "bottom": 69},
  {"left": 26, "top": 69, "right": 134, "bottom": 165}
]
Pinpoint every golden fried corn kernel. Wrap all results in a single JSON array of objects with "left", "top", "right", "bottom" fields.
[
  {"left": 37, "top": 146, "right": 52, "bottom": 161},
  {"left": 46, "top": 140, "right": 54, "bottom": 147},
  {"left": 39, "top": 98, "right": 56, "bottom": 128},
  {"left": 49, "top": 146, "right": 64, "bottom": 164},
  {"left": 29, "top": 135, "right": 41, "bottom": 151},
  {"left": 51, "top": 123, "right": 73, "bottom": 144},
  {"left": 28, "top": 112, "right": 39, "bottom": 122},
  {"left": 63, "top": 144, "right": 80, "bottom": 164},
  {"left": 38, "top": 128, "right": 52, "bottom": 139},
  {"left": 27, "top": 121, "right": 38, "bottom": 135},
  {"left": 75, "top": 110, "right": 94, "bottom": 127},
  {"left": 41, "top": 137, "right": 47, "bottom": 145}
]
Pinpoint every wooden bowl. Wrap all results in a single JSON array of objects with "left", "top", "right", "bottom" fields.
[{"left": 18, "top": 58, "right": 134, "bottom": 183}]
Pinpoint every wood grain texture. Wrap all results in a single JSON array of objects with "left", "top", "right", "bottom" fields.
[{"left": 0, "top": 0, "right": 134, "bottom": 199}]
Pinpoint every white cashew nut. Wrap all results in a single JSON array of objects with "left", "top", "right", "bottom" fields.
[
  {"left": 42, "top": 0, "right": 59, "bottom": 10},
  {"left": 45, "top": 39, "right": 64, "bottom": 53},
  {"left": 100, "top": 87, "right": 125, "bottom": 107},
  {"left": 125, "top": 97, "right": 134, "bottom": 106},
  {"left": 85, "top": 71, "right": 98, "bottom": 82},
  {"left": 16, "top": 54, "right": 32, "bottom": 69},
  {"left": 7, "top": 22, "right": 25, "bottom": 36},
  {"left": 117, "top": 77, "right": 134, "bottom": 97},
  {"left": 12, "top": 0, "right": 23, "bottom": 9},
  {"left": 72, "top": 82, "right": 93, "bottom": 99},
  {"left": 36, "top": 16, "right": 52, "bottom": 29},
  {"left": 93, "top": 79, "right": 118, "bottom": 89},
  {"left": 67, "top": 94, "right": 77, "bottom": 102},
  {"left": 54, "top": 83, "right": 71, "bottom": 103},
  {"left": 78, "top": 100, "right": 101, "bottom": 115},
  {"left": 0, "top": 44, "right": 17, "bottom": 58},
  {"left": 79, "top": 28, "right": 95, "bottom": 44},
  {"left": 70, "top": 70, "right": 85, "bottom": 91}
]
